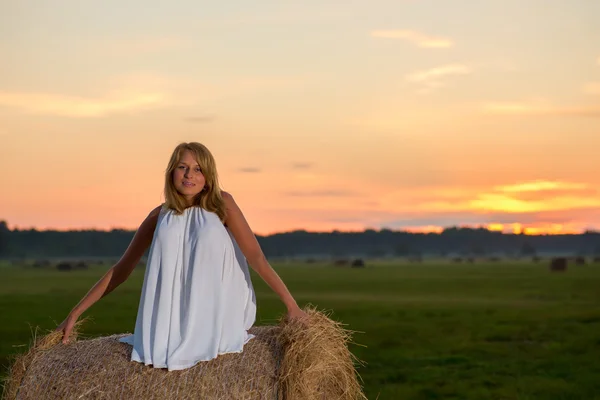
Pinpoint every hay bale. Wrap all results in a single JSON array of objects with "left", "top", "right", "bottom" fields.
[
  {"left": 574, "top": 256, "right": 586, "bottom": 265},
  {"left": 549, "top": 257, "right": 567, "bottom": 272},
  {"left": 350, "top": 259, "right": 365, "bottom": 268},
  {"left": 55, "top": 262, "right": 72, "bottom": 271},
  {"left": 3, "top": 307, "right": 366, "bottom": 400},
  {"left": 594, "top": 257, "right": 600, "bottom": 264}
]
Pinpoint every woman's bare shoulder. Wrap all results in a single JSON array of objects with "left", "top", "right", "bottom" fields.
[
  {"left": 146, "top": 204, "right": 165, "bottom": 222},
  {"left": 221, "top": 191, "right": 237, "bottom": 208}
]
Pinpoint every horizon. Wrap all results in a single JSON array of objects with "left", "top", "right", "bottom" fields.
[
  {"left": 2, "top": 1, "right": 599, "bottom": 236},
  {"left": 3, "top": 219, "right": 598, "bottom": 237}
]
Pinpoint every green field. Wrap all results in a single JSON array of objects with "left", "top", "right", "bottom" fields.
[{"left": 1, "top": 261, "right": 600, "bottom": 399}]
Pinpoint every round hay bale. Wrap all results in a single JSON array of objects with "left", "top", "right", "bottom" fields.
[
  {"left": 55, "top": 262, "right": 72, "bottom": 272},
  {"left": 3, "top": 307, "right": 366, "bottom": 400},
  {"left": 549, "top": 257, "right": 567, "bottom": 272}
]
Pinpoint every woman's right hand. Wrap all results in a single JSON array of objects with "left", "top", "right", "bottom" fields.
[{"left": 56, "top": 313, "right": 78, "bottom": 344}]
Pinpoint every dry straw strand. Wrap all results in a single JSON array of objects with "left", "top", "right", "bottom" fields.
[
  {"left": 276, "top": 305, "right": 367, "bottom": 400},
  {"left": 2, "top": 317, "right": 88, "bottom": 400}
]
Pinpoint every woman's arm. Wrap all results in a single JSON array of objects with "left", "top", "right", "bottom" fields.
[
  {"left": 56, "top": 205, "right": 162, "bottom": 342},
  {"left": 222, "top": 192, "right": 307, "bottom": 320}
]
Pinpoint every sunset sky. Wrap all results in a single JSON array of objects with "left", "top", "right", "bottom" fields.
[{"left": 1, "top": 0, "right": 599, "bottom": 235}]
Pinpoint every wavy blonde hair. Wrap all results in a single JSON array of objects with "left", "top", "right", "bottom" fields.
[{"left": 163, "top": 142, "right": 227, "bottom": 221}]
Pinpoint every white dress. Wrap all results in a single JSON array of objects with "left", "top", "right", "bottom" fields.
[{"left": 119, "top": 206, "right": 257, "bottom": 371}]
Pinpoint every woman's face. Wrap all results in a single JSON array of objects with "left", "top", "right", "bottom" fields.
[{"left": 172, "top": 150, "right": 206, "bottom": 202}]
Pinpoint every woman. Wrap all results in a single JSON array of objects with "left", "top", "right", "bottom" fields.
[{"left": 56, "top": 142, "right": 307, "bottom": 371}]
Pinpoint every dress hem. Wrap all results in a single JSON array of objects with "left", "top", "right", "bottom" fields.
[{"left": 120, "top": 333, "right": 256, "bottom": 372}]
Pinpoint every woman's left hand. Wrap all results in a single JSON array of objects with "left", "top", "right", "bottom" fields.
[{"left": 287, "top": 306, "right": 309, "bottom": 324}]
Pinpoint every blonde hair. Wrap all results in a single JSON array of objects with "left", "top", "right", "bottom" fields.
[{"left": 163, "top": 142, "right": 227, "bottom": 221}]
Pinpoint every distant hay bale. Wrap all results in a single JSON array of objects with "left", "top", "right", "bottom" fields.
[
  {"left": 574, "top": 256, "right": 586, "bottom": 265},
  {"left": 55, "top": 262, "right": 72, "bottom": 271},
  {"left": 549, "top": 257, "right": 567, "bottom": 272},
  {"left": 594, "top": 257, "right": 600, "bottom": 264},
  {"left": 350, "top": 259, "right": 365, "bottom": 268},
  {"left": 451, "top": 257, "right": 463, "bottom": 263},
  {"left": 3, "top": 307, "right": 366, "bottom": 400},
  {"left": 532, "top": 256, "right": 542, "bottom": 263}
]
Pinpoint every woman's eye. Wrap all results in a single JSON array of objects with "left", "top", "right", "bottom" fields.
[{"left": 195, "top": 168, "right": 202, "bottom": 172}]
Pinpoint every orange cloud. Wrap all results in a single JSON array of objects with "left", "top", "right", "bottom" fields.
[
  {"left": 370, "top": 30, "right": 454, "bottom": 48},
  {"left": 375, "top": 179, "right": 599, "bottom": 235},
  {"left": 469, "top": 193, "right": 600, "bottom": 213},
  {"left": 405, "top": 64, "right": 472, "bottom": 93},
  {"left": 495, "top": 180, "right": 588, "bottom": 193}
]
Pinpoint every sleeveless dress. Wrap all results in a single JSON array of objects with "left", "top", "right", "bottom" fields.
[{"left": 118, "top": 206, "right": 257, "bottom": 371}]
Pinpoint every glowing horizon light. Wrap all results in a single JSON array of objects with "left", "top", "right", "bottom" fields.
[
  {"left": 403, "top": 225, "right": 445, "bottom": 234},
  {"left": 486, "top": 223, "right": 505, "bottom": 232}
]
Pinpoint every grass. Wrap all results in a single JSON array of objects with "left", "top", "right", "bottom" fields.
[{"left": 1, "top": 260, "right": 600, "bottom": 399}]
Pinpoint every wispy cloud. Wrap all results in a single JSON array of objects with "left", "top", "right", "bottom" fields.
[
  {"left": 482, "top": 100, "right": 600, "bottom": 117},
  {"left": 376, "top": 179, "right": 600, "bottom": 234},
  {"left": 468, "top": 193, "right": 600, "bottom": 213},
  {"left": 291, "top": 162, "right": 313, "bottom": 170},
  {"left": 405, "top": 64, "right": 472, "bottom": 93},
  {"left": 414, "top": 180, "right": 600, "bottom": 214},
  {"left": 583, "top": 82, "right": 600, "bottom": 95},
  {"left": 495, "top": 180, "right": 588, "bottom": 193},
  {"left": 238, "top": 167, "right": 262, "bottom": 173},
  {"left": 0, "top": 70, "right": 309, "bottom": 118},
  {"left": 370, "top": 30, "right": 453, "bottom": 48},
  {"left": 0, "top": 90, "right": 165, "bottom": 118},
  {"left": 284, "top": 190, "right": 362, "bottom": 198}
]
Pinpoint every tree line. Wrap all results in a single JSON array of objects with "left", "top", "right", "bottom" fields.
[{"left": 1, "top": 220, "right": 599, "bottom": 259}]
